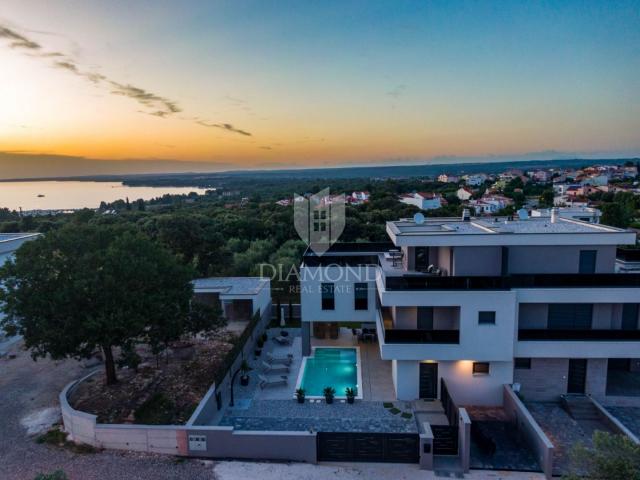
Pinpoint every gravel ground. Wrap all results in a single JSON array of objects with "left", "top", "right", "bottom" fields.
[
  {"left": 213, "top": 461, "right": 545, "bottom": 480},
  {"left": 0, "top": 340, "right": 215, "bottom": 480}
]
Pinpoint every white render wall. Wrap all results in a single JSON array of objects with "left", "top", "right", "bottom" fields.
[
  {"left": 392, "top": 359, "right": 512, "bottom": 406},
  {"left": 378, "top": 288, "right": 517, "bottom": 362},
  {"left": 300, "top": 265, "right": 377, "bottom": 323}
]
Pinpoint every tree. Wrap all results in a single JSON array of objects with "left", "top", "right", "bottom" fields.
[
  {"left": 0, "top": 224, "right": 194, "bottom": 385},
  {"left": 539, "top": 189, "right": 554, "bottom": 208},
  {"left": 566, "top": 431, "right": 640, "bottom": 480},
  {"left": 601, "top": 203, "right": 631, "bottom": 228}
]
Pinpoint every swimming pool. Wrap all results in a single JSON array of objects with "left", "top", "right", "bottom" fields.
[{"left": 296, "top": 347, "right": 362, "bottom": 398}]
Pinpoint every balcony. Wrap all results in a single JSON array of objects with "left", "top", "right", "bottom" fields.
[
  {"left": 382, "top": 273, "right": 640, "bottom": 291},
  {"left": 518, "top": 329, "right": 640, "bottom": 341},
  {"left": 383, "top": 329, "right": 460, "bottom": 344},
  {"left": 377, "top": 307, "right": 459, "bottom": 344}
]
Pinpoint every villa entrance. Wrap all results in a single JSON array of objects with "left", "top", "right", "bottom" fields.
[{"left": 419, "top": 363, "right": 438, "bottom": 399}]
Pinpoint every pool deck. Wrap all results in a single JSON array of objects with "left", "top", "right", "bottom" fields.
[{"left": 214, "top": 327, "right": 408, "bottom": 432}]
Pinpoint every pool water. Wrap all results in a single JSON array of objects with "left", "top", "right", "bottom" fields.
[{"left": 300, "top": 348, "right": 358, "bottom": 397}]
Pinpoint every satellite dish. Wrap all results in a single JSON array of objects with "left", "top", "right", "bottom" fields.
[
  {"left": 413, "top": 212, "right": 425, "bottom": 225},
  {"left": 517, "top": 208, "right": 529, "bottom": 220}
]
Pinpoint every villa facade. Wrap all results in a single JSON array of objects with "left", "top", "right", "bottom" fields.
[{"left": 300, "top": 210, "right": 640, "bottom": 407}]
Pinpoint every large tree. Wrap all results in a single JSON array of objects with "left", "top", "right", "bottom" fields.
[{"left": 0, "top": 224, "right": 194, "bottom": 385}]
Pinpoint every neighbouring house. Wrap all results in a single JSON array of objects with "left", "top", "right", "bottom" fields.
[
  {"left": 299, "top": 211, "right": 640, "bottom": 408},
  {"left": 582, "top": 174, "right": 609, "bottom": 187},
  {"left": 470, "top": 194, "right": 513, "bottom": 214},
  {"left": 275, "top": 198, "right": 292, "bottom": 206},
  {"left": 399, "top": 192, "right": 446, "bottom": 210},
  {"left": 531, "top": 206, "right": 602, "bottom": 224},
  {"left": 347, "top": 191, "right": 370, "bottom": 205},
  {"left": 438, "top": 173, "right": 459, "bottom": 183},
  {"left": 456, "top": 187, "right": 473, "bottom": 201},
  {"left": 530, "top": 170, "right": 550, "bottom": 183},
  {"left": 192, "top": 277, "right": 271, "bottom": 333},
  {"left": 464, "top": 174, "right": 487, "bottom": 186}
]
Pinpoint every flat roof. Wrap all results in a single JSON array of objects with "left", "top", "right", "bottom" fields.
[
  {"left": 389, "top": 216, "right": 625, "bottom": 236},
  {"left": 0, "top": 233, "right": 40, "bottom": 243},
  {"left": 192, "top": 277, "right": 269, "bottom": 296},
  {"left": 387, "top": 216, "right": 636, "bottom": 247}
]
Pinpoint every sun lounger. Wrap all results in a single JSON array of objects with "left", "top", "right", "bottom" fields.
[
  {"left": 273, "top": 335, "right": 291, "bottom": 345},
  {"left": 266, "top": 352, "right": 293, "bottom": 365},
  {"left": 258, "top": 374, "right": 288, "bottom": 389},
  {"left": 261, "top": 360, "right": 290, "bottom": 374}
]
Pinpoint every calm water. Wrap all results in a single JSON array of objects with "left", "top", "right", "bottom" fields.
[
  {"left": 0, "top": 181, "right": 208, "bottom": 211},
  {"left": 300, "top": 347, "right": 358, "bottom": 397}
]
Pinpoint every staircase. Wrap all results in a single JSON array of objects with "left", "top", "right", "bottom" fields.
[{"left": 562, "top": 395, "right": 601, "bottom": 421}]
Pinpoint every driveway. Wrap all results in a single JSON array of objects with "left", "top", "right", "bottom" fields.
[{"left": 0, "top": 340, "right": 214, "bottom": 480}]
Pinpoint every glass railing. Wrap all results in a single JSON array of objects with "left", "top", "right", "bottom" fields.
[{"left": 518, "top": 329, "right": 640, "bottom": 341}]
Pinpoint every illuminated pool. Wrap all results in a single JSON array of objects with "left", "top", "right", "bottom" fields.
[{"left": 297, "top": 347, "right": 361, "bottom": 398}]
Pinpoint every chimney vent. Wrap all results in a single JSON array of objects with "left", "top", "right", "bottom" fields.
[
  {"left": 462, "top": 208, "right": 471, "bottom": 222},
  {"left": 551, "top": 207, "right": 559, "bottom": 223}
]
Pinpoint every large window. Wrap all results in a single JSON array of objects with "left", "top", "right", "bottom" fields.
[
  {"left": 354, "top": 283, "right": 368, "bottom": 310},
  {"left": 321, "top": 283, "right": 335, "bottom": 310},
  {"left": 514, "top": 358, "right": 532, "bottom": 369},
  {"left": 579, "top": 250, "right": 597, "bottom": 274},
  {"left": 548, "top": 304, "right": 592, "bottom": 329}
]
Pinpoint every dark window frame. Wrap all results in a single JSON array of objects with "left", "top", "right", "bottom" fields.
[
  {"left": 472, "top": 362, "right": 490, "bottom": 375},
  {"left": 514, "top": 358, "right": 532, "bottom": 370},
  {"left": 321, "top": 283, "right": 335, "bottom": 310},
  {"left": 478, "top": 311, "right": 496, "bottom": 325},
  {"left": 354, "top": 282, "right": 368, "bottom": 310}
]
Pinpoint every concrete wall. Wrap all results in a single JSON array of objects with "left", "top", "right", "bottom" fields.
[
  {"left": 503, "top": 385, "right": 554, "bottom": 479},
  {"left": 453, "top": 246, "right": 502, "bottom": 276},
  {"left": 419, "top": 423, "right": 434, "bottom": 470},
  {"left": 300, "top": 265, "right": 377, "bottom": 323},
  {"left": 508, "top": 245, "right": 616, "bottom": 274},
  {"left": 186, "top": 427, "right": 317, "bottom": 463},
  {"left": 438, "top": 361, "right": 513, "bottom": 406},
  {"left": 458, "top": 408, "right": 471, "bottom": 473},
  {"left": 513, "top": 358, "right": 607, "bottom": 402},
  {"left": 392, "top": 360, "right": 513, "bottom": 405}
]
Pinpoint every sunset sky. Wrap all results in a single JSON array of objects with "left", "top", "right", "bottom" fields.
[{"left": 1, "top": 1, "right": 639, "bottom": 175}]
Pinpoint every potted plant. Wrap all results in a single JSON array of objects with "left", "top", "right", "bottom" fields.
[
  {"left": 295, "top": 388, "right": 306, "bottom": 404},
  {"left": 255, "top": 337, "right": 264, "bottom": 357},
  {"left": 239, "top": 360, "right": 251, "bottom": 386},
  {"left": 323, "top": 386, "right": 336, "bottom": 404},
  {"left": 345, "top": 387, "right": 355, "bottom": 404}
]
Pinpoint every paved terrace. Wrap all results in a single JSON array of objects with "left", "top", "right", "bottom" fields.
[{"left": 215, "top": 328, "right": 415, "bottom": 433}]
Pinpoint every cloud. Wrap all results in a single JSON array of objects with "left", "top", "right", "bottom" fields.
[
  {"left": 53, "top": 60, "right": 79, "bottom": 73},
  {"left": 0, "top": 26, "right": 41, "bottom": 50},
  {"left": 387, "top": 84, "right": 406, "bottom": 98},
  {"left": 196, "top": 120, "right": 252, "bottom": 136},
  {"left": 0, "top": 22, "right": 252, "bottom": 136},
  {"left": 109, "top": 81, "right": 182, "bottom": 117}
]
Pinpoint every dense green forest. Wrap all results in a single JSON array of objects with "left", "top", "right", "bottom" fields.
[{"left": 1, "top": 174, "right": 638, "bottom": 302}]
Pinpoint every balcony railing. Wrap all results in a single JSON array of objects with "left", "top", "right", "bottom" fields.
[
  {"left": 518, "top": 329, "right": 640, "bottom": 341},
  {"left": 383, "top": 329, "right": 460, "bottom": 344},
  {"left": 383, "top": 273, "right": 640, "bottom": 291}
]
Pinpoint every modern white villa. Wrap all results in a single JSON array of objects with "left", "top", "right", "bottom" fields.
[{"left": 300, "top": 209, "right": 640, "bottom": 407}]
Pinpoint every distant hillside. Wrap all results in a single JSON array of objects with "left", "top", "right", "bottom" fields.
[{"left": 107, "top": 157, "right": 635, "bottom": 187}]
